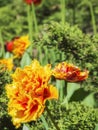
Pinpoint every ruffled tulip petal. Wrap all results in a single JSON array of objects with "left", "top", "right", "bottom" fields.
[
  {"left": 43, "top": 85, "right": 58, "bottom": 102},
  {"left": 6, "top": 59, "right": 58, "bottom": 128},
  {"left": 52, "top": 62, "right": 89, "bottom": 82},
  {"left": 0, "top": 58, "right": 13, "bottom": 71}
]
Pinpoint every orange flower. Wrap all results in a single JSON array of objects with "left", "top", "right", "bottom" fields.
[
  {"left": 52, "top": 62, "right": 88, "bottom": 82},
  {"left": 24, "top": 0, "right": 42, "bottom": 5},
  {"left": 6, "top": 60, "right": 58, "bottom": 128},
  {"left": 13, "top": 36, "right": 30, "bottom": 58},
  {"left": 0, "top": 58, "right": 13, "bottom": 71},
  {"left": 6, "top": 36, "right": 30, "bottom": 58}
]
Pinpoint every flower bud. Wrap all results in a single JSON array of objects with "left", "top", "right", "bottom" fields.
[{"left": 6, "top": 41, "right": 13, "bottom": 52}]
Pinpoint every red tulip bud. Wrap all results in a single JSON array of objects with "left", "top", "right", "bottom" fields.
[
  {"left": 33, "top": 0, "right": 42, "bottom": 5},
  {"left": 24, "top": 0, "right": 42, "bottom": 5},
  {"left": 24, "top": 0, "right": 32, "bottom": 4},
  {"left": 6, "top": 41, "right": 13, "bottom": 52}
]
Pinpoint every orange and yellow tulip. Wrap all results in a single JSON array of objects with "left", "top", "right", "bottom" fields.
[
  {"left": 6, "top": 60, "right": 58, "bottom": 128},
  {"left": 52, "top": 62, "right": 88, "bottom": 82}
]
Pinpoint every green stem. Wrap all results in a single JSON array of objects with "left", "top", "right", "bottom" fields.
[
  {"left": 61, "top": 81, "right": 69, "bottom": 110},
  {"left": 0, "top": 30, "right": 5, "bottom": 58},
  {"left": 27, "top": 5, "right": 34, "bottom": 57},
  {"left": 40, "top": 115, "right": 49, "bottom": 130},
  {"left": 72, "top": 0, "right": 76, "bottom": 24},
  {"left": 56, "top": 80, "right": 62, "bottom": 101},
  {"left": 43, "top": 46, "right": 48, "bottom": 64},
  {"left": 46, "top": 106, "right": 60, "bottom": 130},
  {"left": 89, "top": 2, "right": 97, "bottom": 34},
  {"left": 38, "top": 45, "right": 43, "bottom": 64},
  {"left": 23, "top": 124, "right": 30, "bottom": 130},
  {"left": 61, "top": 0, "right": 66, "bottom": 25},
  {"left": 27, "top": 5, "right": 33, "bottom": 42},
  {"left": 62, "top": 96, "right": 69, "bottom": 110},
  {"left": 32, "top": 3, "right": 38, "bottom": 33}
]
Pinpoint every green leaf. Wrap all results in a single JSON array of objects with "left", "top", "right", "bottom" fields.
[
  {"left": 4, "top": 52, "right": 12, "bottom": 58},
  {"left": 23, "top": 124, "right": 29, "bottom": 130},
  {"left": 94, "top": 124, "right": 98, "bottom": 130},
  {"left": 67, "top": 83, "right": 80, "bottom": 101},
  {"left": 40, "top": 115, "right": 49, "bottom": 130},
  {"left": 20, "top": 52, "right": 32, "bottom": 68},
  {"left": 82, "top": 92, "right": 96, "bottom": 107}
]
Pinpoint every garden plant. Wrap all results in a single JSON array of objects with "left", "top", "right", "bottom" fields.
[{"left": 0, "top": 0, "right": 98, "bottom": 130}]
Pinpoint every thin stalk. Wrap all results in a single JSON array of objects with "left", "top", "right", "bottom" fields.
[
  {"left": 27, "top": 5, "right": 33, "bottom": 56},
  {"left": 72, "top": 0, "right": 76, "bottom": 24},
  {"left": 61, "top": 0, "right": 66, "bottom": 25},
  {"left": 60, "top": 81, "right": 64, "bottom": 102},
  {"left": 32, "top": 3, "right": 38, "bottom": 33},
  {"left": 0, "top": 30, "right": 5, "bottom": 58},
  {"left": 62, "top": 96, "right": 69, "bottom": 110},
  {"left": 56, "top": 80, "right": 65, "bottom": 102},
  {"left": 38, "top": 45, "right": 43, "bottom": 64},
  {"left": 46, "top": 106, "right": 60, "bottom": 130},
  {"left": 56, "top": 53, "right": 65, "bottom": 102},
  {"left": 43, "top": 46, "right": 48, "bottom": 64},
  {"left": 27, "top": 5, "right": 33, "bottom": 42},
  {"left": 40, "top": 115, "right": 49, "bottom": 130},
  {"left": 89, "top": 2, "right": 97, "bottom": 34},
  {"left": 61, "top": 81, "right": 69, "bottom": 110},
  {"left": 56, "top": 80, "right": 62, "bottom": 101}
]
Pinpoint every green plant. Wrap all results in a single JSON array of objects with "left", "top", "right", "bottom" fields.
[
  {"left": 26, "top": 101, "right": 98, "bottom": 130},
  {"left": 36, "top": 21, "right": 98, "bottom": 88}
]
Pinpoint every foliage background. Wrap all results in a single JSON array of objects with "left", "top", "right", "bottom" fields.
[{"left": 0, "top": 0, "right": 98, "bottom": 130}]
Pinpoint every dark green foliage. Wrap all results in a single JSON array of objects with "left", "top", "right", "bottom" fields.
[
  {"left": 0, "top": 0, "right": 12, "bottom": 7},
  {"left": 28, "top": 102, "right": 98, "bottom": 130},
  {"left": 0, "top": 0, "right": 98, "bottom": 43},
  {"left": 58, "top": 102, "right": 98, "bottom": 130},
  {"left": 0, "top": 65, "right": 22, "bottom": 130},
  {"left": 36, "top": 0, "right": 60, "bottom": 24},
  {"left": 37, "top": 21, "right": 98, "bottom": 87},
  {"left": 0, "top": 0, "right": 28, "bottom": 42},
  {"left": 0, "top": 65, "right": 14, "bottom": 130},
  {"left": 0, "top": 1, "right": 98, "bottom": 130},
  {"left": 0, "top": 91, "right": 21, "bottom": 130},
  {"left": 0, "top": 65, "right": 12, "bottom": 94},
  {"left": 0, "top": 65, "right": 12, "bottom": 118}
]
